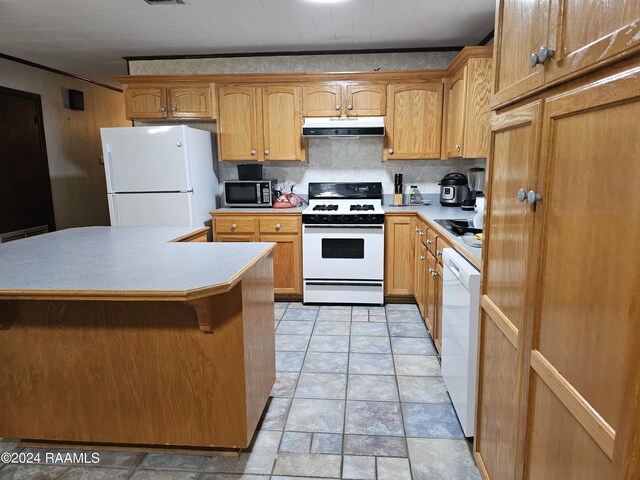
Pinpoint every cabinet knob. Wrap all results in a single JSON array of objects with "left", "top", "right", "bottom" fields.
[
  {"left": 436, "top": 250, "right": 442, "bottom": 257},
  {"left": 388, "top": 148, "right": 394, "bottom": 154},
  {"left": 428, "top": 268, "right": 434, "bottom": 274},
  {"left": 530, "top": 52, "right": 541, "bottom": 68},
  {"left": 419, "top": 232, "right": 425, "bottom": 237},
  {"left": 426, "top": 239, "right": 433, "bottom": 245},
  {"left": 335, "top": 105, "right": 341, "bottom": 110},
  {"left": 526, "top": 190, "right": 542, "bottom": 205},
  {"left": 159, "top": 106, "right": 166, "bottom": 112},
  {"left": 231, "top": 223, "right": 237, "bottom": 230},
  {"left": 176, "top": 142, "right": 182, "bottom": 147},
  {"left": 171, "top": 106, "right": 177, "bottom": 112},
  {"left": 431, "top": 271, "right": 438, "bottom": 277},
  {"left": 264, "top": 149, "right": 270, "bottom": 155},
  {"left": 517, "top": 188, "right": 527, "bottom": 202},
  {"left": 415, "top": 227, "right": 420, "bottom": 233},
  {"left": 420, "top": 256, "right": 425, "bottom": 261},
  {"left": 275, "top": 223, "right": 281, "bottom": 231},
  {"left": 347, "top": 104, "right": 353, "bottom": 110},
  {"left": 250, "top": 149, "right": 257, "bottom": 155},
  {"left": 538, "top": 46, "right": 555, "bottom": 64},
  {"left": 455, "top": 144, "right": 461, "bottom": 151}
]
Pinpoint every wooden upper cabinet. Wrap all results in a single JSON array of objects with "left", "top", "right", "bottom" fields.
[
  {"left": 123, "top": 84, "right": 215, "bottom": 120},
  {"left": 445, "top": 52, "right": 493, "bottom": 159},
  {"left": 445, "top": 66, "right": 467, "bottom": 158},
  {"left": 344, "top": 82, "right": 386, "bottom": 116},
  {"left": 302, "top": 83, "right": 343, "bottom": 116},
  {"left": 493, "top": 0, "right": 640, "bottom": 108},
  {"left": 544, "top": 1, "right": 640, "bottom": 86},
  {"left": 218, "top": 85, "right": 261, "bottom": 161},
  {"left": 492, "top": 0, "right": 547, "bottom": 108},
  {"left": 385, "top": 81, "right": 443, "bottom": 160},
  {"left": 218, "top": 84, "right": 304, "bottom": 162},
  {"left": 168, "top": 86, "right": 214, "bottom": 119},
  {"left": 262, "top": 86, "right": 304, "bottom": 161},
  {"left": 124, "top": 87, "right": 168, "bottom": 119},
  {"left": 302, "top": 82, "right": 386, "bottom": 117}
]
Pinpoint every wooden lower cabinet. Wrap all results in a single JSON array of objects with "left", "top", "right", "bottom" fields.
[
  {"left": 213, "top": 213, "right": 302, "bottom": 297},
  {"left": 476, "top": 60, "right": 640, "bottom": 479},
  {"left": 384, "top": 215, "right": 415, "bottom": 297},
  {"left": 424, "top": 250, "right": 437, "bottom": 339}
]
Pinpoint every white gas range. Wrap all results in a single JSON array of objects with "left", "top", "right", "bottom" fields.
[{"left": 302, "top": 182, "right": 385, "bottom": 305}]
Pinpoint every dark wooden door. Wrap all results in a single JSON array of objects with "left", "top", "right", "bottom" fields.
[{"left": 0, "top": 87, "right": 55, "bottom": 239}]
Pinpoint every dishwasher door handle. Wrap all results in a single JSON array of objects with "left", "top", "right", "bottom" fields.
[{"left": 448, "top": 261, "right": 461, "bottom": 279}]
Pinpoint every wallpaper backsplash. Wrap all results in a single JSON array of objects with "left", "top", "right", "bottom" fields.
[{"left": 221, "top": 138, "right": 486, "bottom": 195}]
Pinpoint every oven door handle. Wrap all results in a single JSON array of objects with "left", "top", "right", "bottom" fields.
[
  {"left": 303, "top": 225, "right": 383, "bottom": 229},
  {"left": 305, "top": 281, "right": 383, "bottom": 287}
]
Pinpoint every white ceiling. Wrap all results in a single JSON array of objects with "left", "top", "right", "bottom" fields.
[{"left": 0, "top": 0, "right": 495, "bottom": 88}]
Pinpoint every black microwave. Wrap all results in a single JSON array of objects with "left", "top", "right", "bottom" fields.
[{"left": 224, "top": 180, "right": 277, "bottom": 207}]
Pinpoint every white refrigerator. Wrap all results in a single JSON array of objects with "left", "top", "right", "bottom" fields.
[{"left": 100, "top": 125, "right": 219, "bottom": 227}]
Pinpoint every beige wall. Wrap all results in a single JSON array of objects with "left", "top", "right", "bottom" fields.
[{"left": 0, "top": 58, "right": 130, "bottom": 230}]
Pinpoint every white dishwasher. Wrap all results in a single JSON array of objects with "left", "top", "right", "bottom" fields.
[{"left": 441, "top": 247, "right": 481, "bottom": 437}]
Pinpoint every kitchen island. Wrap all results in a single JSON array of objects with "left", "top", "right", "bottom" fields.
[{"left": 0, "top": 227, "right": 276, "bottom": 449}]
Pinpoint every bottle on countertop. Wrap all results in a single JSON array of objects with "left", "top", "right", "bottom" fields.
[{"left": 409, "top": 185, "right": 422, "bottom": 205}]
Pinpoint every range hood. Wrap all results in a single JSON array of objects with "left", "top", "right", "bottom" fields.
[{"left": 302, "top": 116, "right": 385, "bottom": 138}]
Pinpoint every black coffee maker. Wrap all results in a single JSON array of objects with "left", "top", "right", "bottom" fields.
[{"left": 461, "top": 167, "right": 485, "bottom": 211}]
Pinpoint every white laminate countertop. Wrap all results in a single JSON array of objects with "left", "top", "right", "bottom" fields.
[{"left": 0, "top": 227, "right": 275, "bottom": 300}]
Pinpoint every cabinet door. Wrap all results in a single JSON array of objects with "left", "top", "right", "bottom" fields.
[
  {"left": 345, "top": 82, "right": 386, "bottom": 116},
  {"left": 262, "top": 86, "right": 304, "bottom": 161},
  {"left": 491, "top": 0, "right": 547, "bottom": 108},
  {"left": 474, "top": 101, "right": 542, "bottom": 480},
  {"left": 433, "top": 261, "right": 443, "bottom": 354},
  {"left": 385, "top": 82, "right": 443, "bottom": 160},
  {"left": 302, "top": 83, "right": 343, "bottom": 116},
  {"left": 544, "top": 1, "right": 640, "bottom": 86},
  {"left": 425, "top": 251, "right": 437, "bottom": 338},
  {"left": 260, "top": 233, "right": 302, "bottom": 295},
  {"left": 124, "top": 87, "right": 167, "bottom": 120},
  {"left": 523, "top": 64, "right": 640, "bottom": 480},
  {"left": 384, "top": 215, "right": 414, "bottom": 296},
  {"left": 445, "top": 66, "right": 467, "bottom": 158},
  {"left": 218, "top": 85, "right": 261, "bottom": 161},
  {"left": 168, "top": 86, "right": 214, "bottom": 119}
]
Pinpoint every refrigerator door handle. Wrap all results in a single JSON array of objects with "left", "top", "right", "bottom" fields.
[{"left": 105, "top": 144, "right": 117, "bottom": 193}]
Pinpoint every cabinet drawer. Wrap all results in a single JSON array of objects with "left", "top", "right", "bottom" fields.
[
  {"left": 425, "top": 228, "right": 438, "bottom": 255},
  {"left": 436, "top": 236, "right": 452, "bottom": 264},
  {"left": 259, "top": 217, "right": 300, "bottom": 234},
  {"left": 214, "top": 217, "right": 256, "bottom": 234}
]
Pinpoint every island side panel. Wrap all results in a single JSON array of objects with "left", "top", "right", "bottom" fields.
[
  {"left": 0, "top": 253, "right": 276, "bottom": 449},
  {"left": 240, "top": 254, "right": 276, "bottom": 440}
]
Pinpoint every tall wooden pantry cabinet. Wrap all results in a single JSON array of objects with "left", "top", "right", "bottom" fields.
[{"left": 475, "top": 2, "right": 640, "bottom": 479}]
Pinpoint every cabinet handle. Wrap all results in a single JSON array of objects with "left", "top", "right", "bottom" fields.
[
  {"left": 264, "top": 149, "right": 270, "bottom": 155},
  {"left": 335, "top": 104, "right": 341, "bottom": 110},
  {"left": 530, "top": 52, "right": 541, "bottom": 68},
  {"left": 526, "top": 190, "right": 542, "bottom": 205},
  {"left": 420, "top": 256, "right": 425, "bottom": 261},
  {"left": 159, "top": 106, "right": 166, "bottom": 112},
  {"left": 426, "top": 239, "right": 433, "bottom": 245},
  {"left": 347, "top": 104, "right": 353, "bottom": 110},
  {"left": 517, "top": 188, "right": 527, "bottom": 202},
  {"left": 231, "top": 223, "right": 237, "bottom": 230},
  {"left": 415, "top": 227, "right": 420, "bottom": 233},
  {"left": 538, "top": 46, "right": 555, "bottom": 64},
  {"left": 171, "top": 106, "right": 177, "bottom": 112},
  {"left": 455, "top": 144, "right": 461, "bottom": 151},
  {"left": 419, "top": 232, "right": 425, "bottom": 237},
  {"left": 431, "top": 271, "right": 438, "bottom": 277},
  {"left": 275, "top": 223, "right": 281, "bottom": 231},
  {"left": 436, "top": 250, "right": 442, "bottom": 257},
  {"left": 388, "top": 148, "right": 394, "bottom": 154},
  {"left": 428, "top": 268, "right": 434, "bottom": 274},
  {"left": 250, "top": 149, "right": 257, "bottom": 155}
]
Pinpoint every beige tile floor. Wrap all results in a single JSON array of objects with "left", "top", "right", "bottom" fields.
[{"left": 0, "top": 303, "right": 480, "bottom": 480}]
